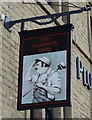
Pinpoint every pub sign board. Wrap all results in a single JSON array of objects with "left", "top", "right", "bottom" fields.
[{"left": 17, "top": 24, "right": 73, "bottom": 110}]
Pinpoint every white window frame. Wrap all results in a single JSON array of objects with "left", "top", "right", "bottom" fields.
[{"left": 88, "top": 10, "right": 92, "bottom": 59}]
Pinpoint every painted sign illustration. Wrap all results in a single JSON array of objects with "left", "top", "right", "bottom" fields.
[{"left": 17, "top": 24, "right": 73, "bottom": 110}]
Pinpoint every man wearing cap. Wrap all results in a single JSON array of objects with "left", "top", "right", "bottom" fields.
[{"left": 25, "top": 56, "right": 61, "bottom": 103}]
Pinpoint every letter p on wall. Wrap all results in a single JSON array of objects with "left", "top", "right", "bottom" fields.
[
  {"left": 76, "top": 57, "right": 83, "bottom": 79},
  {"left": 76, "top": 57, "right": 92, "bottom": 89}
]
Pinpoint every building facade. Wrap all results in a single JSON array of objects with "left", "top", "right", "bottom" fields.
[{"left": 0, "top": 0, "right": 92, "bottom": 119}]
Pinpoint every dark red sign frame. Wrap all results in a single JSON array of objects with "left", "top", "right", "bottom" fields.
[{"left": 17, "top": 24, "right": 73, "bottom": 110}]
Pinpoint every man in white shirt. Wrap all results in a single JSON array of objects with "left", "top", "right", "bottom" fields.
[{"left": 25, "top": 56, "right": 61, "bottom": 103}]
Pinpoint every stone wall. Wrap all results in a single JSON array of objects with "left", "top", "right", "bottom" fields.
[
  {"left": 71, "top": 2, "right": 92, "bottom": 118},
  {"left": 0, "top": 1, "right": 92, "bottom": 119},
  {"left": 0, "top": 1, "right": 57, "bottom": 119}
]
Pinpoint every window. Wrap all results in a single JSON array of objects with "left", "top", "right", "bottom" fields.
[
  {"left": 91, "top": 17, "right": 92, "bottom": 38},
  {"left": 45, "top": 0, "right": 62, "bottom": 13},
  {"left": 45, "top": 0, "right": 69, "bottom": 23},
  {"left": 61, "top": 2, "right": 69, "bottom": 23},
  {"left": 90, "top": 17, "right": 92, "bottom": 57},
  {"left": 88, "top": 12, "right": 92, "bottom": 59}
]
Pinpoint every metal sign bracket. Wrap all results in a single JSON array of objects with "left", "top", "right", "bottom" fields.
[{"left": 3, "top": 3, "right": 92, "bottom": 32}]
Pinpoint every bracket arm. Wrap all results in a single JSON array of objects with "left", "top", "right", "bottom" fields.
[{"left": 4, "top": 6, "right": 90, "bottom": 32}]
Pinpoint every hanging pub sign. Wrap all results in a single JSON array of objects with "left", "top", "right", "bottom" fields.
[{"left": 17, "top": 24, "right": 73, "bottom": 110}]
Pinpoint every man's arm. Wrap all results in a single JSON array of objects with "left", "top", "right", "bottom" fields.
[
  {"left": 25, "top": 61, "right": 36, "bottom": 81},
  {"left": 25, "top": 65, "right": 32, "bottom": 81}
]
